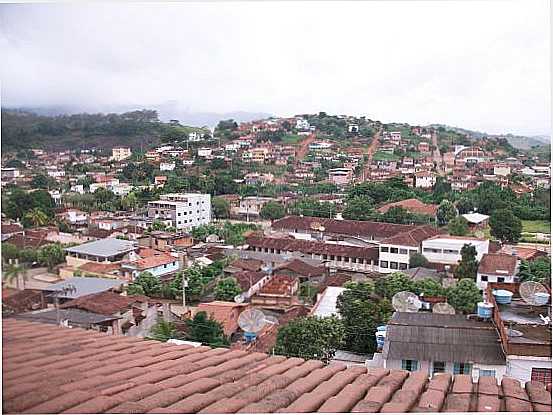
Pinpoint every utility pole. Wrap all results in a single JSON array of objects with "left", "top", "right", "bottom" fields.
[{"left": 182, "top": 274, "right": 188, "bottom": 310}]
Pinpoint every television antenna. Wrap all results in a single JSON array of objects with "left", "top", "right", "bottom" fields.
[
  {"left": 392, "top": 291, "right": 422, "bottom": 313},
  {"left": 432, "top": 302, "right": 456, "bottom": 315},
  {"left": 237, "top": 308, "right": 278, "bottom": 342},
  {"left": 519, "top": 281, "right": 550, "bottom": 306},
  {"left": 234, "top": 294, "right": 245, "bottom": 304}
]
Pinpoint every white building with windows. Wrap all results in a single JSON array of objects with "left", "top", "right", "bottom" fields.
[
  {"left": 476, "top": 253, "right": 519, "bottom": 290},
  {"left": 147, "top": 193, "right": 211, "bottom": 230},
  {"left": 421, "top": 236, "right": 489, "bottom": 265},
  {"left": 111, "top": 147, "right": 132, "bottom": 161}
]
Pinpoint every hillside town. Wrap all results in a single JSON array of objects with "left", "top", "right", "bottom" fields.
[{"left": 2, "top": 109, "right": 551, "bottom": 414}]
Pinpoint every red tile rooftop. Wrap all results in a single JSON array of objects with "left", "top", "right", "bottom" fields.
[{"left": 2, "top": 318, "right": 551, "bottom": 413}]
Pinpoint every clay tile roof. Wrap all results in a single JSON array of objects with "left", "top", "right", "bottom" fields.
[
  {"left": 272, "top": 215, "right": 425, "bottom": 239},
  {"left": 1, "top": 223, "right": 23, "bottom": 234},
  {"left": 195, "top": 301, "right": 248, "bottom": 336},
  {"left": 4, "top": 233, "right": 50, "bottom": 249},
  {"left": 59, "top": 291, "right": 149, "bottom": 315},
  {"left": 233, "top": 271, "right": 266, "bottom": 291},
  {"left": 259, "top": 275, "right": 297, "bottom": 295},
  {"left": 230, "top": 258, "right": 263, "bottom": 272},
  {"left": 2, "top": 289, "right": 44, "bottom": 315},
  {"left": 377, "top": 198, "right": 439, "bottom": 216},
  {"left": 274, "top": 258, "right": 325, "bottom": 277},
  {"left": 478, "top": 253, "right": 518, "bottom": 276},
  {"left": 78, "top": 262, "right": 121, "bottom": 274},
  {"left": 380, "top": 225, "right": 442, "bottom": 247},
  {"left": 2, "top": 318, "right": 551, "bottom": 413}
]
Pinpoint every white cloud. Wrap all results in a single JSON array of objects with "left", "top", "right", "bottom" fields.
[{"left": 0, "top": 0, "right": 550, "bottom": 135}]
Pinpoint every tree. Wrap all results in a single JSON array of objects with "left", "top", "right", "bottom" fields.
[
  {"left": 336, "top": 282, "right": 392, "bottom": 354},
  {"left": 24, "top": 208, "right": 50, "bottom": 228},
  {"left": 414, "top": 278, "right": 446, "bottom": 297},
  {"left": 374, "top": 272, "right": 415, "bottom": 300},
  {"left": 489, "top": 209, "right": 522, "bottom": 243},
  {"left": 260, "top": 201, "right": 286, "bottom": 220},
  {"left": 448, "top": 216, "right": 469, "bottom": 236},
  {"left": 517, "top": 257, "right": 551, "bottom": 284},
  {"left": 409, "top": 252, "right": 429, "bottom": 268},
  {"left": 1, "top": 243, "right": 19, "bottom": 262},
  {"left": 148, "top": 319, "right": 185, "bottom": 342},
  {"left": 288, "top": 198, "right": 336, "bottom": 218},
  {"left": 212, "top": 197, "right": 230, "bottom": 219},
  {"left": 454, "top": 244, "right": 479, "bottom": 280},
  {"left": 274, "top": 316, "right": 345, "bottom": 363},
  {"left": 184, "top": 311, "right": 229, "bottom": 346},
  {"left": 342, "top": 196, "right": 375, "bottom": 221},
  {"left": 456, "top": 197, "right": 475, "bottom": 214},
  {"left": 127, "top": 272, "right": 161, "bottom": 297},
  {"left": 447, "top": 279, "right": 482, "bottom": 314},
  {"left": 214, "top": 277, "right": 243, "bottom": 301},
  {"left": 2, "top": 261, "right": 29, "bottom": 290},
  {"left": 121, "top": 192, "right": 138, "bottom": 211},
  {"left": 37, "top": 244, "right": 64, "bottom": 271},
  {"left": 31, "top": 174, "right": 55, "bottom": 189},
  {"left": 436, "top": 199, "right": 457, "bottom": 226}
]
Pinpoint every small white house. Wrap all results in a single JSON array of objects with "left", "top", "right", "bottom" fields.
[
  {"left": 476, "top": 253, "right": 519, "bottom": 290},
  {"left": 421, "top": 236, "right": 489, "bottom": 265},
  {"left": 160, "top": 162, "right": 176, "bottom": 172},
  {"left": 414, "top": 171, "right": 436, "bottom": 188}
]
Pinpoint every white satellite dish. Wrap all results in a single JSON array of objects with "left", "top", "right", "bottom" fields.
[
  {"left": 238, "top": 308, "right": 268, "bottom": 333},
  {"left": 432, "top": 302, "right": 456, "bottom": 315},
  {"left": 234, "top": 294, "right": 245, "bottom": 304},
  {"left": 392, "top": 291, "right": 422, "bottom": 313},
  {"left": 519, "top": 281, "right": 550, "bottom": 306}
]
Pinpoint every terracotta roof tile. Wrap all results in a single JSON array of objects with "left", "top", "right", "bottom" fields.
[{"left": 2, "top": 319, "right": 551, "bottom": 413}]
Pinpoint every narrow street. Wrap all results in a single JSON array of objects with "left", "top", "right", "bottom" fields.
[{"left": 361, "top": 129, "right": 380, "bottom": 181}]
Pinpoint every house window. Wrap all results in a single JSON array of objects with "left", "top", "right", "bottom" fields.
[
  {"left": 454, "top": 363, "right": 472, "bottom": 375},
  {"left": 399, "top": 248, "right": 408, "bottom": 255},
  {"left": 337, "top": 256, "right": 342, "bottom": 262},
  {"left": 380, "top": 261, "right": 389, "bottom": 268},
  {"left": 479, "top": 369, "right": 496, "bottom": 377},
  {"left": 390, "top": 262, "right": 398, "bottom": 270},
  {"left": 390, "top": 248, "right": 399, "bottom": 254},
  {"left": 498, "top": 277, "right": 505, "bottom": 283},
  {"left": 399, "top": 263, "right": 408, "bottom": 270},
  {"left": 409, "top": 250, "right": 418, "bottom": 255},
  {"left": 433, "top": 361, "right": 446, "bottom": 374},
  {"left": 481, "top": 275, "right": 488, "bottom": 282},
  {"left": 380, "top": 247, "right": 389, "bottom": 253},
  {"left": 401, "top": 359, "right": 419, "bottom": 372},
  {"left": 531, "top": 368, "right": 552, "bottom": 384}
]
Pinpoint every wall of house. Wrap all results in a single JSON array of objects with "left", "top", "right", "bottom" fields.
[
  {"left": 378, "top": 244, "right": 418, "bottom": 273},
  {"left": 422, "top": 240, "right": 489, "bottom": 265},
  {"left": 476, "top": 272, "right": 517, "bottom": 290},
  {"left": 138, "top": 260, "right": 180, "bottom": 278},
  {"left": 506, "top": 356, "right": 552, "bottom": 385}
]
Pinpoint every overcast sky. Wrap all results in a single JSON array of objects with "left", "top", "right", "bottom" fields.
[{"left": 0, "top": 1, "right": 550, "bottom": 135}]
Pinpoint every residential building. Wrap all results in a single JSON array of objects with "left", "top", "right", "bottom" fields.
[
  {"left": 377, "top": 198, "right": 438, "bottom": 217},
  {"left": 237, "top": 196, "right": 274, "bottom": 218},
  {"left": 455, "top": 146, "right": 488, "bottom": 165},
  {"left": 295, "top": 118, "right": 310, "bottom": 130},
  {"left": 64, "top": 238, "right": 137, "bottom": 268},
  {"left": 147, "top": 193, "right": 211, "bottom": 230},
  {"left": 137, "top": 230, "right": 193, "bottom": 252},
  {"left": 197, "top": 147, "right": 212, "bottom": 158},
  {"left": 476, "top": 254, "right": 519, "bottom": 290},
  {"left": 251, "top": 274, "right": 299, "bottom": 309},
  {"left": 381, "top": 312, "right": 506, "bottom": 382},
  {"left": 462, "top": 213, "right": 490, "bottom": 229},
  {"left": 421, "top": 236, "right": 489, "bottom": 265},
  {"left": 121, "top": 248, "right": 179, "bottom": 280},
  {"left": 328, "top": 168, "right": 354, "bottom": 186},
  {"left": 1, "top": 167, "right": 20, "bottom": 182},
  {"left": 111, "top": 147, "right": 132, "bottom": 161},
  {"left": 188, "top": 131, "right": 203, "bottom": 142},
  {"left": 486, "top": 282, "right": 552, "bottom": 386},
  {"left": 414, "top": 171, "right": 436, "bottom": 188},
  {"left": 160, "top": 162, "right": 176, "bottom": 171},
  {"left": 195, "top": 301, "right": 249, "bottom": 337}
]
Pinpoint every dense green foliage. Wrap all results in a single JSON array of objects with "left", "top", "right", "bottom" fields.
[
  {"left": 436, "top": 200, "right": 457, "bottom": 226},
  {"left": 212, "top": 197, "right": 230, "bottom": 219},
  {"left": 274, "top": 316, "right": 345, "bottom": 363},
  {"left": 260, "top": 201, "right": 286, "bottom": 220},
  {"left": 489, "top": 209, "right": 522, "bottom": 243},
  {"left": 288, "top": 198, "right": 337, "bottom": 218},
  {"left": 446, "top": 279, "right": 482, "bottom": 314},
  {"left": 191, "top": 222, "right": 259, "bottom": 246},
  {"left": 214, "top": 277, "right": 243, "bottom": 301},
  {"left": 453, "top": 244, "right": 479, "bottom": 280},
  {"left": 448, "top": 216, "right": 469, "bottom": 236},
  {"left": 148, "top": 319, "right": 185, "bottom": 342},
  {"left": 409, "top": 252, "right": 429, "bottom": 268},
  {"left": 336, "top": 281, "right": 393, "bottom": 354},
  {"left": 184, "top": 311, "right": 229, "bottom": 347},
  {"left": 517, "top": 257, "right": 551, "bottom": 284}
]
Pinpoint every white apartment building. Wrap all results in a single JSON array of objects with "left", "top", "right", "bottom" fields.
[
  {"left": 147, "top": 193, "right": 211, "bottom": 230},
  {"left": 421, "top": 236, "right": 489, "bottom": 265},
  {"left": 111, "top": 147, "right": 132, "bottom": 161},
  {"left": 414, "top": 171, "right": 436, "bottom": 188},
  {"left": 390, "top": 131, "right": 402, "bottom": 141},
  {"left": 188, "top": 132, "right": 203, "bottom": 142},
  {"left": 295, "top": 118, "right": 310, "bottom": 131},
  {"left": 197, "top": 148, "right": 212, "bottom": 158},
  {"left": 160, "top": 162, "right": 176, "bottom": 172}
]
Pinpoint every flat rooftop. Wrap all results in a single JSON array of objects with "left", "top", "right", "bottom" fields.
[
  {"left": 65, "top": 238, "right": 137, "bottom": 258},
  {"left": 42, "top": 277, "right": 126, "bottom": 299}
]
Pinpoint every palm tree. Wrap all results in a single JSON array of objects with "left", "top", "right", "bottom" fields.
[
  {"left": 2, "top": 262, "right": 29, "bottom": 290},
  {"left": 24, "top": 208, "right": 49, "bottom": 227}
]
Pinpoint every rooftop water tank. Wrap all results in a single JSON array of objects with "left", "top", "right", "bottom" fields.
[
  {"left": 477, "top": 302, "right": 494, "bottom": 319},
  {"left": 534, "top": 292, "right": 550, "bottom": 306},
  {"left": 493, "top": 289, "right": 514, "bottom": 304}
]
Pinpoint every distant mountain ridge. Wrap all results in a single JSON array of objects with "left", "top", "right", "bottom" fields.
[{"left": 428, "top": 124, "right": 550, "bottom": 150}]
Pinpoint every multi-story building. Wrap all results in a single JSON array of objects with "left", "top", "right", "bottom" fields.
[
  {"left": 147, "top": 193, "right": 211, "bottom": 230},
  {"left": 414, "top": 171, "right": 436, "bottom": 188},
  {"left": 421, "top": 235, "right": 489, "bottom": 265},
  {"left": 111, "top": 147, "right": 132, "bottom": 161},
  {"left": 328, "top": 168, "right": 354, "bottom": 186}
]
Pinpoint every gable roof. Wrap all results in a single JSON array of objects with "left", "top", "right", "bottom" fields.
[
  {"left": 380, "top": 226, "right": 442, "bottom": 247},
  {"left": 271, "top": 215, "right": 428, "bottom": 240},
  {"left": 383, "top": 312, "right": 505, "bottom": 365},
  {"left": 377, "top": 199, "right": 438, "bottom": 216},
  {"left": 3, "top": 319, "right": 550, "bottom": 413},
  {"left": 59, "top": 291, "right": 149, "bottom": 315},
  {"left": 274, "top": 258, "right": 325, "bottom": 277},
  {"left": 478, "top": 253, "right": 518, "bottom": 276}
]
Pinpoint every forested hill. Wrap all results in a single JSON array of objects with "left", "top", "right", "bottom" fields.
[{"left": 1, "top": 109, "right": 208, "bottom": 152}]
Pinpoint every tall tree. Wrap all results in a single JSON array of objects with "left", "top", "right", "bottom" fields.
[
  {"left": 374, "top": 272, "right": 415, "bottom": 300},
  {"left": 336, "top": 281, "right": 393, "bottom": 354},
  {"left": 274, "top": 316, "right": 345, "bottom": 363},
  {"left": 2, "top": 262, "right": 29, "bottom": 290},
  {"left": 453, "top": 244, "right": 479, "bottom": 280},
  {"left": 185, "top": 311, "right": 229, "bottom": 346},
  {"left": 214, "top": 277, "right": 242, "bottom": 301},
  {"left": 447, "top": 279, "right": 482, "bottom": 314},
  {"left": 342, "top": 196, "right": 375, "bottom": 221},
  {"left": 436, "top": 199, "right": 457, "bottom": 226},
  {"left": 24, "top": 208, "right": 49, "bottom": 227},
  {"left": 489, "top": 209, "right": 522, "bottom": 243},
  {"left": 260, "top": 201, "right": 286, "bottom": 220},
  {"left": 212, "top": 197, "right": 230, "bottom": 219},
  {"left": 37, "top": 244, "right": 65, "bottom": 271},
  {"left": 448, "top": 216, "right": 469, "bottom": 236}
]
